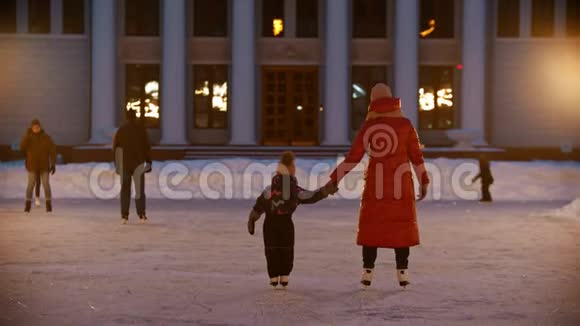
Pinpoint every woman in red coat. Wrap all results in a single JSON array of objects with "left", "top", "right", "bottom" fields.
[{"left": 328, "top": 83, "right": 429, "bottom": 288}]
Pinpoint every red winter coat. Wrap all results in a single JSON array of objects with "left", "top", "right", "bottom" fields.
[{"left": 330, "top": 101, "right": 429, "bottom": 248}]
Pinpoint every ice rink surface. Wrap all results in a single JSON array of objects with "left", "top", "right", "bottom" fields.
[{"left": 1, "top": 199, "right": 579, "bottom": 325}]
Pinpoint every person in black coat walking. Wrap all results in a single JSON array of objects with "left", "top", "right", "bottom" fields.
[
  {"left": 113, "top": 110, "right": 152, "bottom": 224},
  {"left": 472, "top": 154, "right": 494, "bottom": 202},
  {"left": 247, "top": 151, "right": 337, "bottom": 288},
  {"left": 20, "top": 119, "right": 57, "bottom": 213}
]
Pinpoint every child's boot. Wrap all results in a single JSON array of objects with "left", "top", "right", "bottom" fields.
[
  {"left": 280, "top": 275, "right": 289, "bottom": 288},
  {"left": 24, "top": 200, "right": 31, "bottom": 213},
  {"left": 397, "top": 269, "right": 410, "bottom": 287},
  {"left": 46, "top": 200, "right": 52, "bottom": 213},
  {"left": 360, "top": 268, "right": 374, "bottom": 288},
  {"left": 35, "top": 197, "right": 41, "bottom": 207},
  {"left": 269, "top": 277, "right": 279, "bottom": 288}
]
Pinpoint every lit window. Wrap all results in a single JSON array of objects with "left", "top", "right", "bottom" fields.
[
  {"left": 125, "top": 64, "right": 160, "bottom": 128},
  {"left": 193, "top": 65, "right": 228, "bottom": 129},
  {"left": 418, "top": 66, "right": 455, "bottom": 130},
  {"left": 420, "top": 0, "right": 454, "bottom": 38},
  {"left": 263, "top": 0, "right": 284, "bottom": 37}
]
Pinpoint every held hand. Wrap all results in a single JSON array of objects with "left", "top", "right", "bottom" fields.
[
  {"left": 417, "top": 183, "right": 428, "bottom": 201},
  {"left": 50, "top": 166, "right": 56, "bottom": 175},
  {"left": 322, "top": 181, "right": 339, "bottom": 197},
  {"left": 247, "top": 210, "right": 261, "bottom": 235}
]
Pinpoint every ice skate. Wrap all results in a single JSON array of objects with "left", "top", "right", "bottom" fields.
[
  {"left": 397, "top": 269, "right": 410, "bottom": 287},
  {"left": 280, "top": 275, "right": 289, "bottom": 288},
  {"left": 360, "top": 268, "right": 373, "bottom": 288},
  {"left": 139, "top": 214, "right": 148, "bottom": 224},
  {"left": 46, "top": 200, "right": 52, "bottom": 213},
  {"left": 24, "top": 200, "right": 31, "bottom": 213},
  {"left": 35, "top": 197, "right": 41, "bottom": 207},
  {"left": 121, "top": 215, "right": 128, "bottom": 225},
  {"left": 269, "top": 277, "right": 279, "bottom": 288}
]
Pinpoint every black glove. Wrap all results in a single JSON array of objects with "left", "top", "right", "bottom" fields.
[
  {"left": 321, "top": 180, "right": 339, "bottom": 197},
  {"left": 247, "top": 210, "right": 261, "bottom": 235},
  {"left": 50, "top": 166, "right": 56, "bottom": 175}
]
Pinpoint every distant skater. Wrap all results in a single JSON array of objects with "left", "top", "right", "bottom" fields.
[
  {"left": 113, "top": 109, "right": 152, "bottom": 225},
  {"left": 247, "top": 151, "right": 337, "bottom": 288},
  {"left": 472, "top": 154, "right": 494, "bottom": 202},
  {"left": 326, "top": 84, "right": 429, "bottom": 288},
  {"left": 20, "top": 119, "right": 57, "bottom": 213}
]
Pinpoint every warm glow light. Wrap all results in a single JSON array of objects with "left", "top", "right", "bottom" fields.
[
  {"left": 144, "top": 103, "right": 160, "bottom": 118},
  {"left": 212, "top": 82, "right": 228, "bottom": 112},
  {"left": 195, "top": 81, "right": 210, "bottom": 96},
  {"left": 420, "top": 19, "right": 436, "bottom": 37},
  {"left": 419, "top": 88, "right": 435, "bottom": 111},
  {"left": 126, "top": 99, "right": 160, "bottom": 119},
  {"left": 145, "top": 81, "right": 159, "bottom": 94},
  {"left": 273, "top": 18, "right": 284, "bottom": 36},
  {"left": 296, "top": 105, "right": 303, "bottom": 111},
  {"left": 436, "top": 88, "right": 453, "bottom": 107},
  {"left": 126, "top": 100, "right": 141, "bottom": 117}
]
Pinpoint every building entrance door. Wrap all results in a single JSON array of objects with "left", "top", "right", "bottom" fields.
[{"left": 261, "top": 66, "right": 318, "bottom": 146}]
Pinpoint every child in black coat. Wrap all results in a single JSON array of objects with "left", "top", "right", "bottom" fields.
[
  {"left": 472, "top": 155, "right": 494, "bottom": 202},
  {"left": 247, "top": 151, "right": 337, "bottom": 288}
]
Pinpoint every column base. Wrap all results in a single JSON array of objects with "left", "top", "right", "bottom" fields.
[{"left": 446, "top": 129, "right": 487, "bottom": 149}]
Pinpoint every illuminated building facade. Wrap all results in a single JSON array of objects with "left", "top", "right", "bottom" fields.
[{"left": 0, "top": 0, "right": 578, "bottom": 149}]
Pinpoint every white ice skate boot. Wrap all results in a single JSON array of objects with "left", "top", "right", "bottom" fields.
[
  {"left": 397, "top": 269, "right": 410, "bottom": 287},
  {"left": 35, "top": 197, "right": 41, "bottom": 207},
  {"left": 280, "top": 275, "right": 289, "bottom": 288},
  {"left": 269, "top": 277, "right": 279, "bottom": 288},
  {"left": 360, "top": 268, "right": 374, "bottom": 288}
]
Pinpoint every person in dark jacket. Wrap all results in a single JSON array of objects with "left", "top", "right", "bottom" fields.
[
  {"left": 472, "top": 154, "right": 494, "bottom": 202},
  {"left": 247, "top": 151, "right": 337, "bottom": 288},
  {"left": 113, "top": 109, "right": 152, "bottom": 224},
  {"left": 20, "top": 119, "right": 57, "bottom": 213}
]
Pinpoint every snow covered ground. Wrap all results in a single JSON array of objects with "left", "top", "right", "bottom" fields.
[
  {"left": 1, "top": 158, "right": 579, "bottom": 201},
  {"left": 1, "top": 199, "right": 579, "bottom": 325}
]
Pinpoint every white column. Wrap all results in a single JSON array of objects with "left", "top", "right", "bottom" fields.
[
  {"left": 554, "top": 0, "right": 567, "bottom": 37},
  {"left": 394, "top": 0, "right": 419, "bottom": 127},
  {"left": 230, "top": 0, "right": 257, "bottom": 145},
  {"left": 322, "top": 0, "right": 349, "bottom": 145},
  {"left": 16, "top": 0, "right": 28, "bottom": 33},
  {"left": 461, "top": 0, "right": 487, "bottom": 145},
  {"left": 89, "top": 0, "right": 117, "bottom": 144},
  {"left": 51, "top": 0, "right": 63, "bottom": 34},
  {"left": 160, "top": 0, "right": 188, "bottom": 144},
  {"left": 520, "top": 0, "right": 532, "bottom": 37}
]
